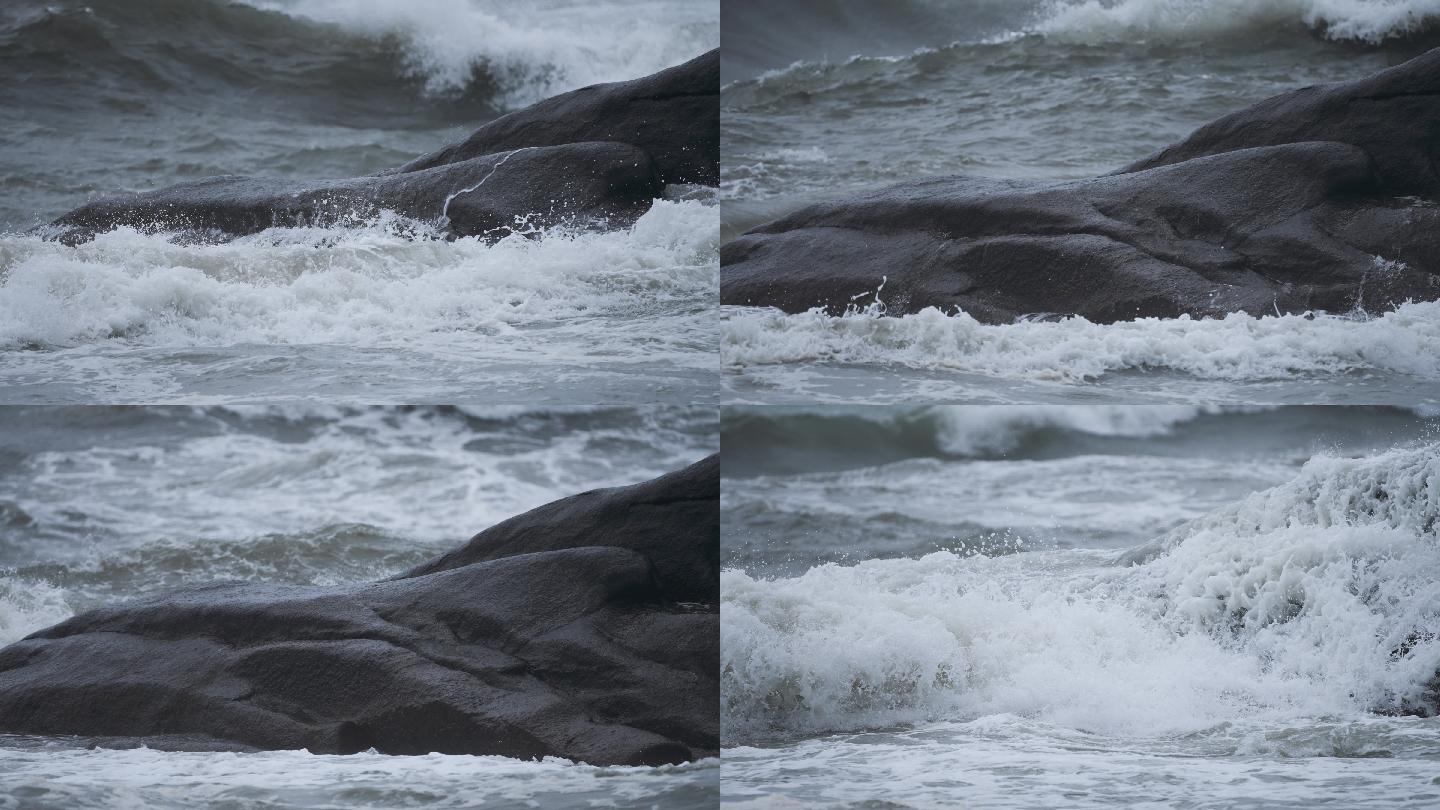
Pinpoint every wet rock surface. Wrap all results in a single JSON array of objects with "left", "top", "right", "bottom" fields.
[
  {"left": 45, "top": 49, "right": 719, "bottom": 245},
  {"left": 720, "top": 48, "right": 1440, "bottom": 323},
  {"left": 0, "top": 456, "right": 719, "bottom": 766}
]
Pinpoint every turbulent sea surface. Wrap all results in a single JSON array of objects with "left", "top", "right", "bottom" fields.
[
  {"left": 720, "top": 0, "right": 1440, "bottom": 404},
  {"left": 0, "top": 0, "right": 719, "bottom": 404},
  {"left": 0, "top": 404, "right": 719, "bottom": 808},
  {"left": 721, "top": 405, "right": 1440, "bottom": 807}
]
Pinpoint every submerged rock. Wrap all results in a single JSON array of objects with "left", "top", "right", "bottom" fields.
[
  {"left": 45, "top": 49, "right": 719, "bottom": 245},
  {"left": 0, "top": 455, "right": 719, "bottom": 766},
  {"left": 720, "top": 48, "right": 1440, "bottom": 323}
]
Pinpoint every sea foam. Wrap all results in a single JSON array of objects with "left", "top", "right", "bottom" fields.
[
  {"left": 240, "top": 0, "right": 717, "bottom": 104},
  {"left": 1031, "top": 0, "right": 1440, "bottom": 45},
  {"left": 722, "top": 301, "right": 1440, "bottom": 383},
  {"left": 722, "top": 445, "right": 1440, "bottom": 741},
  {"left": 0, "top": 200, "right": 716, "bottom": 351}
]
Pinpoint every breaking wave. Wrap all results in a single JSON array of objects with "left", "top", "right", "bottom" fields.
[
  {"left": 0, "top": 201, "right": 716, "bottom": 351},
  {"left": 722, "top": 444, "right": 1440, "bottom": 741},
  {"left": 1029, "top": 0, "right": 1440, "bottom": 46},
  {"left": 721, "top": 302, "right": 1440, "bottom": 383}
]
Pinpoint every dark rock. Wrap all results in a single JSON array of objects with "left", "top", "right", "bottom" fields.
[
  {"left": 44, "top": 49, "right": 719, "bottom": 244},
  {"left": 721, "top": 48, "right": 1440, "bottom": 323},
  {"left": 398, "top": 49, "right": 720, "bottom": 186},
  {"left": 47, "top": 142, "right": 661, "bottom": 245},
  {"left": 1119, "top": 48, "right": 1440, "bottom": 198},
  {"left": 0, "top": 455, "right": 719, "bottom": 766},
  {"left": 401, "top": 454, "right": 719, "bottom": 605}
]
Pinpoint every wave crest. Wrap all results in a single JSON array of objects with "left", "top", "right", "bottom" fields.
[
  {"left": 721, "top": 302, "right": 1440, "bottom": 383},
  {"left": 243, "top": 0, "right": 717, "bottom": 103},
  {"left": 0, "top": 200, "right": 717, "bottom": 350},
  {"left": 722, "top": 445, "right": 1440, "bottom": 742},
  {"left": 1030, "top": 0, "right": 1440, "bottom": 46}
]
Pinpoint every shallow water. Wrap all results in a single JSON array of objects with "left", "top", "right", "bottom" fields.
[
  {"left": 0, "top": 740, "right": 719, "bottom": 810},
  {"left": 721, "top": 406, "right": 1440, "bottom": 807},
  {"left": 723, "top": 721, "right": 1440, "bottom": 810},
  {"left": 720, "top": 0, "right": 1440, "bottom": 404}
]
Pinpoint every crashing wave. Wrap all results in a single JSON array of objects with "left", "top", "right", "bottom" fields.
[
  {"left": 721, "top": 301, "right": 1440, "bottom": 383},
  {"left": 722, "top": 444, "right": 1440, "bottom": 742},
  {"left": 1030, "top": 0, "right": 1440, "bottom": 46}
]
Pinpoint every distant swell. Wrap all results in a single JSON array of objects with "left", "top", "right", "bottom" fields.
[
  {"left": 0, "top": 0, "right": 716, "bottom": 120},
  {"left": 1029, "top": 0, "right": 1440, "bottom": 46},
  {"left": 721, "top": 405, "right": 1225, "bottom": 474},
  {"left": 240, "top": 0, "right": 717, "bottom": 105},
  {"left": 723, "top": 0, "right": 1437, "bottom": 89}
]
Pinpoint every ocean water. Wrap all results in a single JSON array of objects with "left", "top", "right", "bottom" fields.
[
  {"left": 0, "top": 0, "right": 719, "bottom": 405},
  {"left": 720, "top": 0, "right": 1440, "bottom": 404},
  {"left": 721, "top": 405, "right": 1440, "bottom": 807},
  {"left": 0, "top": 743, "right": 719, "bottom": 810},
  {"left": 0, "top": 404, "right": 719, "bottom": 808}
]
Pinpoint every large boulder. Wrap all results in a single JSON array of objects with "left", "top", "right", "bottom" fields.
[
  {"left": 43, "top": 49, "right": 719, "bottom": 245},
  {"left": 720, "top": 48, "right": 1440, "bottom": 323},
  {"left": 46, "top": 142, "right": 661, "bottom": 245},
  {"left": 0, "top": 455, "right": 719, "bottom": 766},
  {"left": 1119, "top": 48, "right": 1440, "bottom": 198},
  {"left": 401, "top": 454, "right": 719, "bottom": 604},
  {"left": 397, "top": 49, "right": 720, "bottom": 186}
]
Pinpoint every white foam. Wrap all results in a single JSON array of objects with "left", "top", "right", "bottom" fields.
[
  {"left": 0, "top": 745, "right": 717, "bottom": 809},
  {"left": 926, "top": 403, "right": 1217, "bottom": 455},
  {"left": 9, "top": 404, "right": 712, "bottom": 557},
  {"left": 242, "top": 0, "right": 717, "bottom": 105},
  {"left": 0, "top": 201, "right": 716, "bottom": 353},
  {"left": 723, "top": 722, "right": 1436, "bottom": 809},
  {"left": 0, "top": 404, "right": 715, "bottom": 640},
  {"left": 722, "top": 444, "right": 1440, "bottom": 742},
  {"left": 1030, "top": 0, "right": 1440, "bottom": 45},
  {"left": 721, "top": 301, "right": 1440, "bottom": 383},
  {"left": 0, "top": 579, "right": 71, "bottom": 646},
  {"left": 726, "top": 451, "right": 1289, "bottom": 554},
  {"left": 1166, "top": 444, "right": 1438, "bottom": 541},
  {"left": 721, "top": 147, "right": 833, "bottom": 202}
]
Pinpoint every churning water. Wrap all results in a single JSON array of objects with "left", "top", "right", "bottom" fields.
[
  {"left": 720, "top": 0, "right": 1440, "bottom": 404},
  {"left": 0, "top": 0, "right": 719, "bottom": 405},
  {"left": 721, "top": 405, "right": 1440, "bottom": 807}
]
